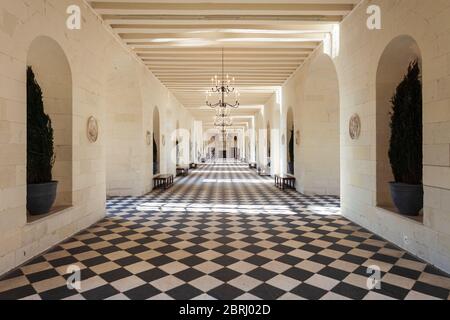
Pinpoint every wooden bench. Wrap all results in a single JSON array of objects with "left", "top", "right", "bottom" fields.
[
  {"left": 153, "top": 174, "right": 174, "bottom": 189},
  {"left": 257, "top": 167, "right": 271, "bottom": 177},
  {"left": 275, "top": 174, "right": 296, "bottom": 190},
  {"left": 176, "top": 166, "right": 189, "bottom": 177},
  {"left": 189, "top": 163, "right": 198, "bottom": 169}
]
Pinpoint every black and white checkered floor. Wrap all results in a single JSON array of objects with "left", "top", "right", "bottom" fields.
[{"left": 1, "top": 162, "right": 449, "bottom": 300}]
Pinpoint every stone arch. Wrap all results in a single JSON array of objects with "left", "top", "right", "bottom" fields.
[
  {"left": 153, "top": 106, "right": 160, "bottom": 175},
  {"left": 266, "top": 121, "right": 271, "bottom": 168},
  {"left": 301, "top": 53, "right": 340, "bottom": 195},
  {"left": 176, "top": 120, "right": 180, "bottom": 166},
  {"left": 286, "top": 107, "right": 295, "bottom": 175},
  {"left": 376, "top": 35, "right": 423, "bottom": 210},
  {"left": 27, "top": 36, "right": 73, "bottom": 215}
]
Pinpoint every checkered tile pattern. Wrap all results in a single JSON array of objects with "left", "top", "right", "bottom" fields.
[{"left": 1, "top": 161, "right": 449, "bottom": 300}]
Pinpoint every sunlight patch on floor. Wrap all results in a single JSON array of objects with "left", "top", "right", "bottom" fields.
[
  {"left": 202, "top": 179, "right": 272, "bottom": 184},
  {"left": 135, "top": 202, "right": 340, "bottom": 216},
  {"left": 307, "top": 205, "right": 341, "bottom": 216}
]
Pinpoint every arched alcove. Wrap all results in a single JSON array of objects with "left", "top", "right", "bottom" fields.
[
  {"left": 302, "top": 53, "right": 340, "bottom": 195},
  {"left": 153, "top": 106, "right": 160, "bottom": 175},
  {"left": 235, "top": 133, "right": 239, "bottom": 160},
  {"left": 189, "top": 128, "right": 193, "bottom": 164},
  {"left": 266, "top": 121, "right": 271, "bottom": 169},
  {"left": 376, "top": 35, "right": 423, "bottom": 212},
  {"left": 245, "top": 134, "right": 250, "bottom": 162},
  {"left": 27, "top": 36, "right": 73, "bottom": 214},
  {"left": 176, "top": 120, "right": 180, "bottom": 166},
  {"left": 286, "top": 107, "right": 295, "bottom": 175}
]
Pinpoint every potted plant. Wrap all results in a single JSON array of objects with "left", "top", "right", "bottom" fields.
[
  {"left": 176, "top": 139, "right": 180, "bottom": 166},
  {"left": 153, "top": 134, "right": 158, "bottom": 175},
  {"left": 288, "top": 127, "right": 294, "bottom": 174},
  {"left": 27, "top": 67, "right": 58, "bottom": 215},
  {"left": 388, "top": 60, "right": 423, "bottom": 216}
]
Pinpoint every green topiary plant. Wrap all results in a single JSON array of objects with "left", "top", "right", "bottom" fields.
[
  {"left": 388, "top": 60, "right": 422, "bottom": 185},
  {"left": 288, "top": 127, "right": 294, "bottom": 162},
  {"left": 153, "top": 134, "right": 158, "bottom": 174},
  {"left": 27, "top": 66, "right": 55, "bottom": 184}
]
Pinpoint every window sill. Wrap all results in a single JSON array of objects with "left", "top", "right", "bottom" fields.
[
  {"left": 376, "top": 205, "right": 424, "bottom": 225},
  {"left": 27, "top": 205, "right": 73, "bottom": 225}
]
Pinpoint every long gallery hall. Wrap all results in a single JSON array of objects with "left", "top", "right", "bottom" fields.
[{"left": 0, "top": 0, "right": 450, "bottom": 301}]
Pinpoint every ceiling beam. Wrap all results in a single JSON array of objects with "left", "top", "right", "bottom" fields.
[
  {"left": 137, "top": 52, "right": 309, "bottom": 58},
  {"left": 119, "top": 32, "right": 327, "bottom": 40},
  {"left": 128, "top": 41, "right": 319, "bottom": 49},
  {"left": 144, "top": 60, "right": 302, "bottom": 65},
  {"left": 86, "top": 1, "right": 357, "bottom": 122},
  {"left": 111, "top": 23, "right": 336, "bottom": 32},
  {"left": 90, "top": 2, "right": 354, "bottom": 15},
  {"left": 147, "top": 65, "right": 301, "bottom": 70},
  {"left": 133, "top": 47, "right": 314, "bottom": 53},
  {"left": 102, "top": 15, "right": 344, "bottom": 24}
]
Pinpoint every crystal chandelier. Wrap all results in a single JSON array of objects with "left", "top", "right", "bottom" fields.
[
  {"left": 214, "top": 115, "right": 233, "bottom": 128},
  {"left": 214, "top": 108, "right": 232, "bottom": 142},
  {"left": 206, "top": 48, "right": 240, "bottom": 109},
  {"left": 215, "top": 117, "right": 233, "bottom": 150},
  {"left": 214, "top": 108, "right": 232, "bottom": 130}
]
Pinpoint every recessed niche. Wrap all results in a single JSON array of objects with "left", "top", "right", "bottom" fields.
[
  {"left": 286, "top": 107, "right": 294, "bottom": 175},
  {"left": 153, "top": 106, "right": 160, "bottom": 175},
  {"left": 375, "top": 35, "right": 423, "bottom": 223},
  {"left": 26, "top": 36, "right": 73, "bottom": 223}
]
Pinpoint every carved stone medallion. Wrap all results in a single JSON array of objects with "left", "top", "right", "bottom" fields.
[
  {"left": 87, "top": 116, "right": 99, "bottom": 143},
  {"left": 349, "top": 113, "right": 361, "bottom": 140}
]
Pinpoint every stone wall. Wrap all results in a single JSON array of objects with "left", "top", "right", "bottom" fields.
[
  {"left": 255, "top": 101, "right": 277, "bottom": 174},
  {"left": 0, "top": 0, "right": 192, "bottom": 276},
  {"left": 259, "top": 48, "right": 340, "bottom": 196},
  {"left": 104, "top": 49, "right": 193, "bottom": 197},
  {"left": 334, "top": 0, "right": 450, "bottom": 273},
  {"left": 281, "top": 51, "right": 340, "bottom": 196},
  {"left": 259, "top": 0, "right": 450, "bottom": 272}
]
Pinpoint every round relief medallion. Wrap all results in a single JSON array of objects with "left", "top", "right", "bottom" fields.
[
  {"left": 87, "top": 116, "right": 99, "bottom": 143},
  {"left": 349, "top": 113, "right": 361, "bottom": 140}
]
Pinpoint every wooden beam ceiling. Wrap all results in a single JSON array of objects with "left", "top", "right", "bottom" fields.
[{"left": 87, "top": 1, "right": 358, "bottom": 120}]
